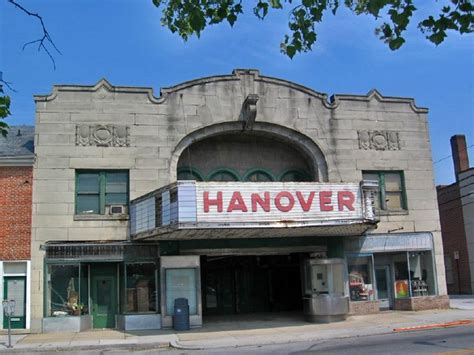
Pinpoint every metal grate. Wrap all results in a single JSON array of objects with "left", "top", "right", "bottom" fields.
[{"left": 44, "top": 242, "right": 159, "bottom": 261}]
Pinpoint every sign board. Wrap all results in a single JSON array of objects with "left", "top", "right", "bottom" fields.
[
  {"left": 454, "top": 251, "right": 460, "bottom": 260},
  {"left": 194, "top": 182, "right": 362, "bottom": 223}
]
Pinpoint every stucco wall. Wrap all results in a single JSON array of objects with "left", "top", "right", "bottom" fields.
[{"left": 30, "top": 69, "right": 446, "bottom": 330}]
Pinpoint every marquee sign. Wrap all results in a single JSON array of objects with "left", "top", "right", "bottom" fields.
[
  {"left": 195, "top": 182, "right": 362, "bottom": 223},
  {"left": 130, "top": 180, "right": 378, "bottom": 239}
]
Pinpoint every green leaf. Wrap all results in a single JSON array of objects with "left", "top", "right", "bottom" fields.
[
  {"left": 286, "top": 45, "right": 297, "bottom": 58},
  {"left": 389, "top": 36, "right": 405, "bottom": 50},
  {"left": 270, "top": 0, "right": 283, "bottom": 9}
]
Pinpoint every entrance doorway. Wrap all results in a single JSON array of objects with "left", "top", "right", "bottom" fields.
[
  {"left": 375, "top": 265, "right": 393, "bottom": 309},
  {"left": 3, "top": 276, "right": 26, "bottom": 329},
  {"left": 201, "top": 255, "right": 303, "bottom": 316},
  {"left": 90, "top": 263, "right": 117, "bottom": 329}
]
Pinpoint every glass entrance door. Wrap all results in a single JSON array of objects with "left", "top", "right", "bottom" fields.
[
  {"left": 375, "top": 266, "right": 392, "bottom": 309},
  {"left": 204, "top": 268, "right": 234, "bottom": 315},
  {"left": 3, "top": 276, "right": 26, "bottom": 329},
  {"left": 91, "top": 264, "right": 117, "bottom": 328}
]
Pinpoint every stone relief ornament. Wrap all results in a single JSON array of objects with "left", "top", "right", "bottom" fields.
[
  {"left": 76, "top": 124, "right": 130, "bottom": 147},
  {"left": 358, "top": 130, "right": 400, "bottom": 151}
]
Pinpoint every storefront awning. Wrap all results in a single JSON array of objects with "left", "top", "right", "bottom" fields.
[
  {"left": 130, "top": 180, "right": 379, "bottom": 241},
  {"left": 344, "top": 232, "right": 434, "bottom": 253},
  {"left": 42, "top": 242, "right": 159, "bottom": 261}
]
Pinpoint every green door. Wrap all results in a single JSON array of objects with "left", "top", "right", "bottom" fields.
[
  {"left": 3, "top": 276, "right": 26, "bottom": 329},
  {"left": 91, "top": 264, "right": 117, "bottom": 329}
]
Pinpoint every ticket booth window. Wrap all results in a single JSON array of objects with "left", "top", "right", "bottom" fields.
[{"left": 165, "top": 268, "right": 198, "bottom": 315}]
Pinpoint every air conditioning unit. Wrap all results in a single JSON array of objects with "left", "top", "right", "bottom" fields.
[{"left": 108, "top": 205, "right": 127, "bottom": 215}]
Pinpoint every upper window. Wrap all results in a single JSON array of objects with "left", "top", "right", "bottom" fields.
[
  {"left": 280, "top": 170, "right": 311, "bottom": 182},
  {"left": 177, "top": 167, "right": 204, "bottom": 181},
  {"left": 362, "top": 171, "right": 407, "bottom": 211},
  {"left": 244, "top": 169, "right": 274, "bottom": 182},
  {"left": 76, "top": 170, "right": 129, "bottom": 214},
  {"left": 208, "top": 169, "right": 240, "bottom": 182}
]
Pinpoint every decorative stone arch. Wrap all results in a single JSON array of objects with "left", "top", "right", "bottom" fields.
[{"left": 169, "top": 121, "right": 328, "bottom": 182}]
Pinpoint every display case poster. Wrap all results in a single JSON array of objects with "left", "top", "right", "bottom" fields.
[{"left": 394, "top": 280, "right": 409, "bottom": 298}]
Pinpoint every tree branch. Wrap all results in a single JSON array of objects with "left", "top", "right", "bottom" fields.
[
  {"left": 0, "top": 72, "right": 16, "bottom": 93},
  {"left": 7, "top": 0, "right": 61, "bottom": 69}
]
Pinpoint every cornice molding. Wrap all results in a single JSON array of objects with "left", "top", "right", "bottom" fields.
[
  {"left": 33, "top": 72, "right": 428, "bottom": 114},
  {"left": 0, "top": 155, "right": 35, "bottom": 166},
  {"left": 330, "top": 89, "right": 428, "bottom": 113}
]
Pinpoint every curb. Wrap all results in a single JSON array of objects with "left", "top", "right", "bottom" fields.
[
  {"left": 393, "top": 319, "right": 474, "bottom": 332},
  {"left": 0, "top": 341, "right": 171, "bottom": 354},
  {"left": 169, "top": 329, "right": 395, "bottom": 351},
  {"left": 170, "top": 319, "right": 474, "bottom": 351}
]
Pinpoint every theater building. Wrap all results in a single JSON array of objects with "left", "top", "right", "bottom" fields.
[{"left": 30, "top": 69, "right": 448, "bottom": 332}]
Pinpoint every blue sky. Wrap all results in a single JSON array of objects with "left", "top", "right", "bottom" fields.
[{"left": 1, "top": 0, "right": 473, "bottom": 185}]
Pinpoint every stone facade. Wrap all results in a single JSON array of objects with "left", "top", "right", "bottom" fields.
[{"left": 30, "top": 69, "right": 446, "bottom": 331}]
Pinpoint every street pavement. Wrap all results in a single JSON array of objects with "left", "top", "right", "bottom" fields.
[{"left": 1, "top": 295, "right": 473, "bottom": 353}]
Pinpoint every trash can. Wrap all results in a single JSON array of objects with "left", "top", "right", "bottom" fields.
[{"left": 173, "top": 298, "right": 190, "bottom": 331}]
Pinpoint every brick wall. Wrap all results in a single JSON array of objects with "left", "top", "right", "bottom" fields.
[
  {"left": 349, "top": 300, "right": 380, "bottom": 315},
  {"left": 0, "top": 166, "right": 33, "bottom": 260},
  {"left": 393, "top": 295, "right": 450, "bottom": 311},
  {"left": 437, "top": 184, "right": 471, "bottom": 294}
]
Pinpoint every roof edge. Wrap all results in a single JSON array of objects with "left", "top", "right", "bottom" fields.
[
  {"left": 33, "top": 73, "right": 428, "bottom": 113},
  {"left": 0, "top": 155, "right": 35, "bottom": 166},
  {"left": 330, "top": 89, "right": 428, "bottom": 113}
]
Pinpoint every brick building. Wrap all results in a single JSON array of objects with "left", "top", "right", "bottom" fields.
[
  {"left": 437, "top": 135, "right": 474, "bottom": 294},
  {"left": 0, "top": 126, "right": 34, "bottom": 330},
  {"left": 30, "top": 70, "right": 448, "bottom": 333}
]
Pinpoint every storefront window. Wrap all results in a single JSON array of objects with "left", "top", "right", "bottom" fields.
[
  {"left": 347, "top": 256, "right": 375, "bottom": 301},
  {"left": 165, "top": 268, "right": 197, "bottom": 315},
  {"left": 47, "top": 264, "right": 88, "bottom": 317},
  {"left": 393, "top": 253, "right": 410, "bottom": 298},
  {"left": 125, "top": 263, "right": 157, "bottom": 313},
  {"left": 409, "top": 251, "right": 435, "bottom": 296}
]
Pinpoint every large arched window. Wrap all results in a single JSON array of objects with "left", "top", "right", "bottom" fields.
[
  {"left": 208, "top": 169, "right": 240, "bottom": 182},
  {"left": 177, "top": 167, "right": 204, "bottom": 181},
  {"left": 175, "top": 125, "right": 323, "bottom": 183},
  {"left": 279, "top": 169, "right": 312, "bottom": 182},
  {"left": 244, "top": 169, "right": 274, "bottom": 182}
]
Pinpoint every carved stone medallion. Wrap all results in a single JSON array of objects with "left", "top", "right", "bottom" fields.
[
  {"left": 76, "top": 124, "right": 130, "bottom": 147},
  {"left": 358, "top": 130, "right": 400, "bottom": 151}
]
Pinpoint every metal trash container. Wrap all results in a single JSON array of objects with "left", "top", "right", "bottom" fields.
[{"left": 173, "top": 298, "right": 190, "bottom": 331}]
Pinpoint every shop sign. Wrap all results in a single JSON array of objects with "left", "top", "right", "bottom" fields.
[{"left": 195, "top": 182, "right": 362, "bottom": 223}]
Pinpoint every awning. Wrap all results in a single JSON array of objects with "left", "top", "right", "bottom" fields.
[
  {"left": 42, "top": 242, "right": 159, "bottom": 261},
  {"left": 344, "top": 232, "right": 434, "bottom": 253}
]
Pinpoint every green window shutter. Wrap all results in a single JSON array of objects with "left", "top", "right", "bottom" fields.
[
  {"left": 76, "top": 170, "right": 129, "bottom": 215},
  {"left": 76, "top": 172, "right": 100, "bottom": 214},
  {"left": 362, "top": 171, "right": 407, "bottom": 211},
  {"left": 105, "top": 171, "right": 128, "bottom": 205}
]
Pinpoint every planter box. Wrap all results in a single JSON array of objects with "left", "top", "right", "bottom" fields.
[
  {"left": 43, "top": 315, "right": 91, "bottom": 333},
  {"left": 349, "top": 300, "right": 380, "bottom": 315},
  {"left": 117, "top": 314, "right": 161, "bottom": 331},
  {"left": 394, "top": 295, "right": 450, "bottom": 311}
]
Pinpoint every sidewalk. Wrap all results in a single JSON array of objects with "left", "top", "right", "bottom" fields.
[{"left": 1, "top": 299, "right": 474, "bottom": 353}]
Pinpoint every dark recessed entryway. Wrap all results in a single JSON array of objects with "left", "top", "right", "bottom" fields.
[{"left": 201, "top": 254, "right": 303, "bottom": 316}]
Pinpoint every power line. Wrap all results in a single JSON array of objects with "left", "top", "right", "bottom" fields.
[{"left": 433, "top": 145, "right": 474, "bottom": 165}]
